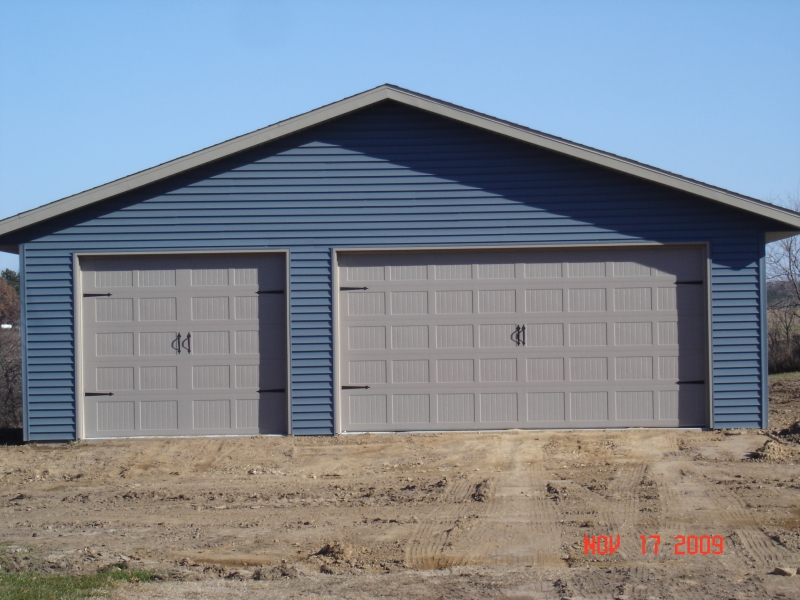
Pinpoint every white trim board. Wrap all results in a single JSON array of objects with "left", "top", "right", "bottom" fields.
[{"left": 1, "top": 84, "right": 799, "bottom": 245}]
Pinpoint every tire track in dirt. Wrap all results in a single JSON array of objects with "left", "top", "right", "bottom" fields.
[
  {"left": 452, "top": 438, "right": 563, "bottom": 568},
  {"left": 650, "top": 461, "right": 759, "bottom": 575},
  {"left": 403, "top": 478, "right": 478, "bottom": 569}
]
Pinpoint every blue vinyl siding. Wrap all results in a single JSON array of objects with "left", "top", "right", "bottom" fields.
[{"left": 11, "top": 102, "right": 777, "bottom": 438}]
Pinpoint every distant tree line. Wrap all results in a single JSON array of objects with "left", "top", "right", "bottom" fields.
[{"left": 0, "top": 268, "right": 21, "bottom": 429}]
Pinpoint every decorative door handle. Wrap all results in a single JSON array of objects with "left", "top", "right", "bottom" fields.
[
  {"left": 172, "top": 333, "right": 182, "bottom": 354},
  {"left": 512, "top": 325, "right": 521, "bottom": 346},
  {"left": 182, "top": 332, "right": 192, "bottom": 354},
  {"left": 520, "top": 324, "right": 526, "bottom": 347}
]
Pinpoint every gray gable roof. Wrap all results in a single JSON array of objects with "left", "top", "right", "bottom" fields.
[{"left": 1, "top": 83, "right": 799, "bottom": 250}]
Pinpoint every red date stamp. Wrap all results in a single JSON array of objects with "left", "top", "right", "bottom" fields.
[{"left": 583, "top": 535, "right": 724, "bottom": 555}]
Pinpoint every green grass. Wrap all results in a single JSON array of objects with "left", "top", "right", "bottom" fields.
[
  {"left": 0, "top": 569, "right": 156, "bottom": 600},
  {"left": 769, "top": 371, "right": 800, "bottom": 382}
]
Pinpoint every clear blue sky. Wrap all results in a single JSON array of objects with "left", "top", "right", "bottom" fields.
[{"left": 1, "top": 0, "right": 798, "bottom": 273}]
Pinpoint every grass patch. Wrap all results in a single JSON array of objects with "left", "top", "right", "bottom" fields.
[
  {"left": 769, "top": 371, "right": 800, "bottom": 383},
  {"left": 0, "top": 569, "right": 155, "bottom": 600}
]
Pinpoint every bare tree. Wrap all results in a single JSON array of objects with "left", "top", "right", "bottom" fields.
[
  {"left": 766, "top": 189, "right": 800, "bottom": 372},
  {"left": 0, "top": 329, "right": 22, "bottom": 429}
]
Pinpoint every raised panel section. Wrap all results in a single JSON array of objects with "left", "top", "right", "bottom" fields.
[
  {"left": 616, "top": 391, "right": 654, "bottom": 420},
  {"left": 96, "top": 298, "right": 133, "bottom": 322},
  {"left": 139, "top": 270, "right": 176, "bottom": 287},
  {"left": 479, "top": 289, "right": 516, "bottom": 313},
  {"left": 568, "top": 262, "right": 605, "bottom": 277},
  {"left": 528, "top": 393, "right": 565, "bottom": 422},
  {"left": 391, "top": 325, "right": 427, "bottom": 349},
  {"left": 348, "top": 266, "right": 385, "bottom": 281},
  {"left": 480, "top": 358, "right": 517, "bottom": 382},
  {"left": 96, "top": 367, "right": 134, "bottom": 391},
  {"left": 96, "top": 270, "right": 133, "bottom": 288},
  {"left": 192, "top": 269, "right": 229, "bottom": 286},
  {"left": 569, "top": 322, "right": 607, "bottom": 346},
  {"left": 97, "top": 401, "right": 134, "bottom": 431},
  {"left": 524, "top": 261, "right": 562, "bottom": 278},
  {"left": 391, "top": 291, "right": 427, "bottom": 315},
  {"left": 480, "top": 393, "right": 517, "bottom": 422},
  {"left": 350, "top": 395, "right": 388, "bottom": 424},
  {"left": 478, "top": 324, "right": 516, "bottom": 348},
  {"left": 614, "top": 287, "right": 652, "bottom": 311},
  {"left": 569, "top": 288, "right": 606, "bottom": 312},
  {"left": 615, "top": 322, "right": 653, "bottom": 346},
  {"left": 571, "top": 392, "right": 609, "bottom": 421},
  {"left": 235, "top": 296, "right": 258, "bottom": 320},
  {"left": 392, "top": 360, "right": 429, "bottom": 383},
  {"left": 437, "top": 394, "right": 475, "bottom": 423},
  {"left": 192, "top": 365, "right": 231, "bottom": 389},
  {"left": 140, "top": 401, "right": 178, "bottom": 430},
  {"left": 616, "top": 356, "right": 653, "bottom": 380},
  {"left": 139, "top": 332, "right": 178, "bottom": 356},
  {"left": 436, "top": 290, "right": 473, "bottom": 314},
  {"left": 139, "top": 297, "right": 177, "bottom": 321},
  {"left": 192, "top": 297, "right": 230, "bottom": 320},
  {"left": 194, "top": 331, "right": 231, "bottom": 355},
  {"left": 193, "top": 400, "right": 231, "bottom": 429},
  {"left": 477, "top": 263, "right": 515, "bottom": 279},
  {"left": 526, "top": 323, "right": 564, "bottom": 347},
  {"left": 350, "top": 326, "right": 387, "bottom": 350},
  {"left": 235, "top": 365, "right": 259, "bottom": 389},
  {"left": 570, "top": 357, "right": 608, "bottom": 381},
  {"left": 235, "top": 331, "right": 258, "bottom": 354},
  {"left": 349, "top": 360, "right": 387, "bottom": 384},
  {"left": 527, "top": 358, "right": 564, "bottom": 382},
  {"left": 140, "top": 366, "right": 178, "bottom": 390},
  {"left": 390, "top": 265, "right": 428, "bottom": 280},
  {"left": 526, "top": 289, "right": 563, "bottom": 312},
  {"left": 435, "top": 263, "right": 473, "bottom": 280},
  {"left": 348, "top": 292, "right": 386, "bottom": 316},
  {"left": 437, "top": 359, "right": 474, "bottom": 383},
  {"left": 233, "top": 268, "right": 258, "bottom": 285},
  {"left": 437, "top": 325, "right": 474, "bottom": 348},
  {"left": 393, "top": 395, "right": 430, "bottom": 423},
  {"left": 96, "top": 333, "right": 134, "bottom": 357}
]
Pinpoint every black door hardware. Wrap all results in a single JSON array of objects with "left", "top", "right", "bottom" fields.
[
  {"left": 512, "top": 325, "right": 527, "bottom": 347},
  {"left": 676, "top": 281, "right": 703, "bottom": 285},
  {"left": 83, "top": 293, "right": 112, "bottom": 297},
  {"left": 342, "top": 385, "right": 371, "bottom": 390},
  {"left": 181, "top": 332, "right": 192, "bottom": 354},
  {"left": 85, "top": 392, "right": 114, "bottom": 396},
  {"left": 258, "top": 388, "right": 286, "bottom": 393},
  {"left": 256, "top": 290, "right": 285, "bottom": 294},
  {"left": 677, "top": 380, "right": 705, "bottom": 384},
  {"left": 172, "top": 333, "right": 182, "bottom": 354},
  {"left": 340, "top": 287, "right": 369, "bottom": 291}
]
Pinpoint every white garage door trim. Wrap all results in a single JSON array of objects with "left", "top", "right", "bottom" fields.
[
  {"left": 333, "top": 243, "right": 712, "bottom": 434},
  {"left": 74, "top": 250, "right": 291, "bottom": 439}
]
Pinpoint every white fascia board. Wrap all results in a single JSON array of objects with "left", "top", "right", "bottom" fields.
[{"left": 2, "top": 84, "right": 800, "bottom": 238}]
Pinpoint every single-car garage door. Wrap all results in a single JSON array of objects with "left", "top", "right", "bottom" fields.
[
  {"left": 338, "top": 246, "right": 707, "bottom": 432},
  {"left": 80, "top": 253, "right": 287, "bottom": 438}
]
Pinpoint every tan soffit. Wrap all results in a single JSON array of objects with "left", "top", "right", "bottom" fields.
[{"left": 1, "top": 84, "right": 799, "bottom": 243}]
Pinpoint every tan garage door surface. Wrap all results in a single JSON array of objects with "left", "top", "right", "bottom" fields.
[
  {"left": 338, "top": 246, "right": 706, "bottom": 432},
  {"left": 81, "top": 254, "right": 287, "bottom": 438}
]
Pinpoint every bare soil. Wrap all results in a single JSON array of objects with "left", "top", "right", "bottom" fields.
[{"left": 1, "top": 379, "right": 800, "bottom": 599}]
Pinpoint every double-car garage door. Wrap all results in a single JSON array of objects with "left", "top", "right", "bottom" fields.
[
  {"left": 80, "top": 254, "right": 287, "bottom": 438},
  {"left": 339, "top": 246, "right": 707, "bottom": 432}
]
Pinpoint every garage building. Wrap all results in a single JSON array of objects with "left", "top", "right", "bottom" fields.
[{"left": 1, "top": 85, "right": 799, "bottom": 441}]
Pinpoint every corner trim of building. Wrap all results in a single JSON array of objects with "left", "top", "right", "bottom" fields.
[{"left": 20, "top": 245, "right": 29, "bottom": 442}]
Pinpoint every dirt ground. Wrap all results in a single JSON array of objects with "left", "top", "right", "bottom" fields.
[{"left": 2, "top": 379, "right": 800, "bottom": 599}]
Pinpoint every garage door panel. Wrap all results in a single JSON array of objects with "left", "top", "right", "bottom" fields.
[
  {"left": 82, "top": 253, "right": 287, "bottom": 438},
  {"left": 340, "top": 246, "right": 707, "bottom": 432}
]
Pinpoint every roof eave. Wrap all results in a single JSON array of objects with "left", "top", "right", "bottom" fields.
[{"left": 1, "top": 83, "right": 800, "bottom": 239}]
